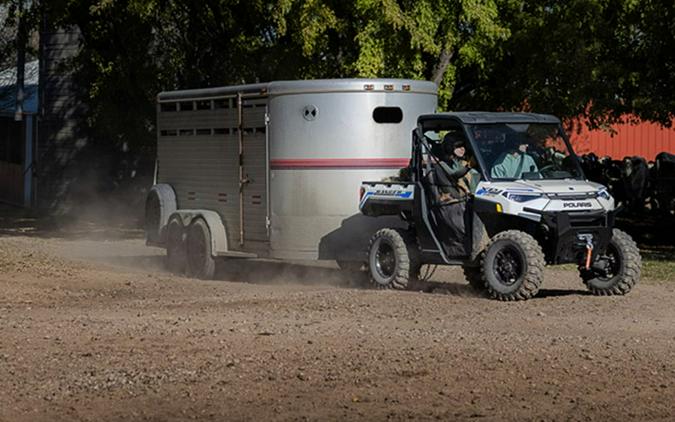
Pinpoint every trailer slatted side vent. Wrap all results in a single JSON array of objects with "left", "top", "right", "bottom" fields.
[
  {"left": 195, "top": 129, "right": 211, "bottom": 135},
  {"left": 251, "top": 195, "right": 262, "bottom": 205},
  {"left": 218, "top": 193, "right": 228, "bottom": 203},
  {"left": 160, "top": 130, "right": 177, "bottom": 137}
]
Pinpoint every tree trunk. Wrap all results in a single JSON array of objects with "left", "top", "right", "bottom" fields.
[{"left": 432, "top": 48, "right": 454, "bottom": 86}]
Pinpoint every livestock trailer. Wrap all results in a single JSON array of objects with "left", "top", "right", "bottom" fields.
[{"left": 145, "top": 79, "right": 438, "bottom": 278}]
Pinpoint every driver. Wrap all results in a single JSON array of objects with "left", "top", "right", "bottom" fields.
[{"left": 490, "top": 137, "right": 539, "bottom": 179}]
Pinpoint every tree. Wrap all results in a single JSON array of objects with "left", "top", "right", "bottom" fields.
[{"left": 454, "top": 0, "right": 675, "bottom": 128}]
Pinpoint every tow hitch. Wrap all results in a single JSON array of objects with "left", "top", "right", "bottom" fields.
[{"left": 577, "top": 234, "right": 594, "bottom": 270}]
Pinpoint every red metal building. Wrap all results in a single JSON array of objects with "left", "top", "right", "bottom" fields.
[{"left": 569, "top": 118, "right": 675, "bottom": 161}]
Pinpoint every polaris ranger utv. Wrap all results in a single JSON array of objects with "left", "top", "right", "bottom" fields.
[{"left": 359, "top": 112, "right": 641, "bottom": 300}]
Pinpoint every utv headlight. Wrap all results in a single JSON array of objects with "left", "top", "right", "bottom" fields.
[
  {"left": 503, "top": 192, "right": 543, "bottom": 202},
  {"left": 597, "top": 188, "right": 612, "bottom": 200}
]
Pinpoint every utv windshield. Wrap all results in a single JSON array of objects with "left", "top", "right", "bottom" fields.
[{"left": 470, "top": 123, "right": 583, "bottom": 181}]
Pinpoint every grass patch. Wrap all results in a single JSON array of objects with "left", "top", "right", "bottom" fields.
[{"left": 640, "top": 247, "right": 675, "bottom": 281}]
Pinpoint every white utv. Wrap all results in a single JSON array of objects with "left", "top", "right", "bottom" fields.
[{"left": 359, "top": 112, "right": 641, "bottom": 300}]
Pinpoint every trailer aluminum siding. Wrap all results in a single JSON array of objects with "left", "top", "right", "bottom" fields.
[{"left": 156, "top": 79, "right": 437, "bottom": 260}]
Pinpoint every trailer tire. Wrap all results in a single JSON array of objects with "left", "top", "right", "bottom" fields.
[
  {"left": 165, "top": 217, "right": 187, "bottom": 275},
  {"left": 580, "top": 229, "right": 641, "bottom": 295},
  {"left": 481, "top": 230, "right": 544, "bottom": 301},
  {"left": 145, "top": 184, "right": 177, "bottom": 244},
  {"left": 462, "top": 264, "right": 485, "bottom": 292},
  {"left": 186, "top": 218, "right": 216, "bottom": 280},
  {"left": 367, "top": 229, "right": 419, "bottom": 290}
]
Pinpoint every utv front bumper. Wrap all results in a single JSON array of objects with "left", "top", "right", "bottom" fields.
[{"left": 524, "top": 207, "right": 619, "bottom": 265}]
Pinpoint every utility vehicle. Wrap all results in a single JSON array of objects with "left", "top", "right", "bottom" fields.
[{"left": 360, "top": 112, "right": 641, "bottom": 300}]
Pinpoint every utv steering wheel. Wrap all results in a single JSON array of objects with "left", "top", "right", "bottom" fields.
[{"left": 538, "top": 164, "right": 556, "bottom": 175}]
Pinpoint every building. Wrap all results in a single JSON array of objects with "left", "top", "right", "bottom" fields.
[
  {"left": 569, "top": 118, "right": 675, "bottom": 161},
  {"left": 0, "top": 60, "right": 37, "bottom": 206}
]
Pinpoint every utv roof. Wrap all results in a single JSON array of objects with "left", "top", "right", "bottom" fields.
[{"left": 418, "top": 112, "right": 560, "bottom": 125}]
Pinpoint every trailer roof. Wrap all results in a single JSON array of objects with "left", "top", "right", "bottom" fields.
[
  {"left": 418, "top": 112, "right": 560, "bottom": 125},
  {"left": 158, "top": 79, "right": 437, "bottom": 101}
]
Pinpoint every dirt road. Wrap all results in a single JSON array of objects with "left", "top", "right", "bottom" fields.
[{"left": 1, "top": 234, "right": 674, "bottom": 421}]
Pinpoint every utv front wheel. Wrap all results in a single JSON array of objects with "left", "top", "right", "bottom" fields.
[
  {"left": 367, "top": 229, "right": 418, "bottom": 290},
  {"left": 481, "top": 230, "right": 545, "bottom": 301},
  {"left": 580, "top": 229, "right": 641, "bottom": 295}
]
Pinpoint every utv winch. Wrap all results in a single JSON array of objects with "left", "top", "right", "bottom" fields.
[{"left": 359, "top": 112, "right": 641, "bottom": 300}]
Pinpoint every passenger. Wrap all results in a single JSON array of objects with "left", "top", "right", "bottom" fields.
[{"left": 490, "top": 138, "right": 539, "bottom": 179}]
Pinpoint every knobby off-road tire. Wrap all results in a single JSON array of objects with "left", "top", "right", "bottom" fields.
[
  {"left": 368, "top": 229, "right": 420, "bottom": 290},
  {"left": 165, "top": 218, "right": 187, "bottom": 275},
  {"left": 186, "top": 219, "right": 216, "bottom": 280},
  {"left": 462, "top": 264, "right": 485, "bottom": 292},
  {"left": 481, "top": 230, "right": 545, "bottom": 301},
  {"left": 580, "top": 229, "right": 641, "bottom": 296}
]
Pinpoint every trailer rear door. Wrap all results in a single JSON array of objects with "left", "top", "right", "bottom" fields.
[{"left": 238, "top": 96, "right": 269, "bottom": 244}]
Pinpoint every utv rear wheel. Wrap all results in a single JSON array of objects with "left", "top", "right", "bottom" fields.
[
  {"left": 368, "top": 229, "right": 419, "bottom": 290},
  {"left": 186, "top": 218, "right": 216, "bottom": 280},
  {"left": 165, "top": 218, "right": 186, "bottom": 275},
  {"left": 580, "top": 229, "right": 640, "bottom": 295},
  {"left": 481, "top": 230, "right": 545, "bottom": 301}
]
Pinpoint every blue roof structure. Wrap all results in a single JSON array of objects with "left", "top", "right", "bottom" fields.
[{"left": 0, "top": 60, "right": 39, "bottom": 114}]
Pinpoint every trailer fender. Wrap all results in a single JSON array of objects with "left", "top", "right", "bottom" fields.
[
  {"left": 145, "top": 184, "right": 177, "bottom": 246},
  {"left": 168, "top": 210, "right": 229, "bottom": 256}
]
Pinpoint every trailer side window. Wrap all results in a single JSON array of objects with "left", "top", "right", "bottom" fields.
[
  {"left": 179, "top": 101, "right": 194, "bottom": 111},
  {"left": 160, "top": 102, "right": 177, "bottom": 112},
  {"left": 373, "top": 107, "right": 403, "bottom": 124},
  {"left": 196, "top": 100, "right": 212, "bottom": 110},
  {"left": 213, "top": 99, "right": 230, "bottom": 109}
]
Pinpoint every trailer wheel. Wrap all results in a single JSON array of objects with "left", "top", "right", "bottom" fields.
[
  {"left": 145, "top": 184, "right": 177, "bottom": 244},
  {"left": 186, "top": 218, "right": 216, "bottom": 280},
  {"left": 462, "top": 264, "right": 485, "bottom": 292},
  {"left": 580, "top": 229, "right": 641, "bottom": 295},
  {"left": 481, "top": 230, "right": 544, "bottom": 301},
  {"left": 165, "top": 217, "right": 186, "bottom": 275},
  {"left": 368, "top": 229, "right": 418, "bottom": 290}
]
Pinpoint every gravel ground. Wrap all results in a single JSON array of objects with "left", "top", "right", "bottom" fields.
[{"left": 1, "top": 234, "right": 674, "bottom": 421}]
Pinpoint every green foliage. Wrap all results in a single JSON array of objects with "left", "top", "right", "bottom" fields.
[
  {"left": 456, "top": 0, "right": 675, "bottom": 128},
  {"left": 32, "top": 0, "right": 675, "bottom": 160}
]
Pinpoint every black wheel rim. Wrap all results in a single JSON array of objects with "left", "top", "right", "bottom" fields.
[
  {"left": 597, "top": 243, "right": 621, "bottom": 281},
  {"left": 375, "top": 240, "right": 396, "bottom": 279},
  {"left": 493, "top": 245, "right": 524, "bottom": 286}
]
